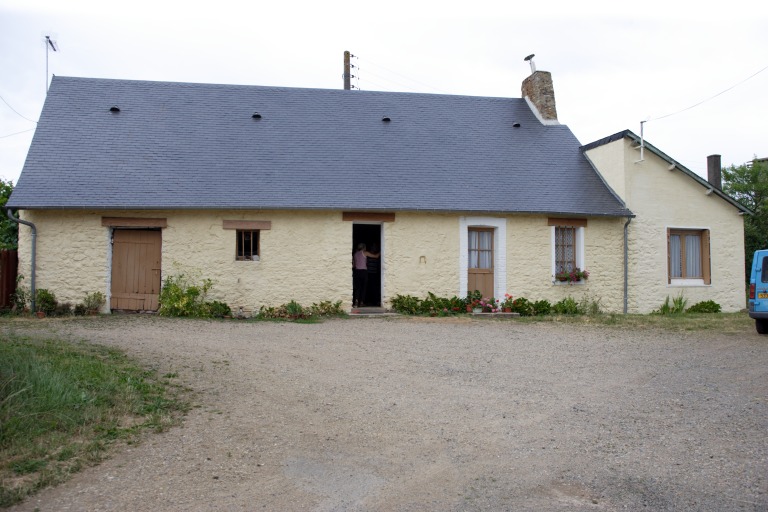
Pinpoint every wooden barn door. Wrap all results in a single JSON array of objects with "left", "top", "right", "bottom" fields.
[
  {"left": 110, "top": 229, "right": 162, "bottom": 311},
  {"left": 468, "top": 227, "right": 494, "bottom": 299}
]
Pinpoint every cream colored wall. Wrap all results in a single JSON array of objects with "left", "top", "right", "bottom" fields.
[
  {"left": 586, "top": 139, "right": 746, "bottom": 313},
  {"left": 383, "top": 212, "right": 460, "bottom": 300},
  {"left": 17, "top": 210, "right": 352, "bottom": 314},
  {"left": 17, "top": 208, "right": 631, "bottom": 314},
  {"left": 17, "top": 210, "right": 110, "bottom": 310},
  {"left": 506, "top": 215, "right": 625, "bottom": 311}
]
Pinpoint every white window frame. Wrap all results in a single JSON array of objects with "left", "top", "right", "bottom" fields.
[
  {"left": 459, "top": 217, "right": 506, "bottom": 298},
  {"left": 551, "top": 225, "right": 585, "bottom": 284}
]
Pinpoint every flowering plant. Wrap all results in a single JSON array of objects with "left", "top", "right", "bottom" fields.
[
  {"left": 555, "top": 267, "right": 590, "bottom": 283},
  {"left": 501, "top": 293, "right": 515, "bottom": 309},
  {"left": 479, "top": 297, "right": 501, "bottom": 312}
]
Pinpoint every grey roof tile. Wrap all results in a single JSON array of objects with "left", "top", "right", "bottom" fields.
[{"left": 9, "top": 76, "right": 631, "bottom": 217}]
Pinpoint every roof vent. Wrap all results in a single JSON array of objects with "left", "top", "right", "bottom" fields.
[
  {"left": 109, "top": 106, "right": 120, "bottom": 113},
  {"left": 252, "top": 112, "right": 262, "bottom": 119},
  {"left": 382, "top": 116, "right": 391, "bottom": 122},
  {"left": 512, "top": 122, "right": 521, "bottom": 128}
]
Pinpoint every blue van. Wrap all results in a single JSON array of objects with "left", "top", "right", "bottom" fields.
[{"left": 749, "top": 249, "right": 768, "bottom": 334}]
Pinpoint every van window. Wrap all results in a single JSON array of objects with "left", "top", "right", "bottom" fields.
[{"left": 762, "top": 256, "right": 768, "bottom": 283}]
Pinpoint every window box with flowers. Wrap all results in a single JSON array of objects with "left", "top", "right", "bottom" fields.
[{"left": 554, "top": 268, "right": 589, "bottom": 284}]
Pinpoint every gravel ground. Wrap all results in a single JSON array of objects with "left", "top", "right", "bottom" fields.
[{"left": 6, "top": 315, "right": 768, "bottom": 511}]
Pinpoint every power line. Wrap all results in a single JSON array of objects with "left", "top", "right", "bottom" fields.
[
  {"left": 0, "top": 94, "right": 37, "bottom": 124},
  {"left": 358, "top": 58, "right": 449, "bottom": 94},
  {"left": 649, "top": 63, "right": 768, "bottom": 122},
  {"left": 0, "top": 128, "right": 35, "bottom": 139}
]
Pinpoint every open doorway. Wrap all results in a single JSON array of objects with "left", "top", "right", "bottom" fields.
[{"left": 352, "top": 224, "right": 382, "bottom": 307}]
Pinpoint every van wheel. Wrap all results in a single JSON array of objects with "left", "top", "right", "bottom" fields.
[{"left": 757, "top": 319, "right": 768, "bottom": 335}]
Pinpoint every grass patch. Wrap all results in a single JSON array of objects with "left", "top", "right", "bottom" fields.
[
  {"left": 510, "top": 311, "right": 752, "bottom": 333},
  {"left": 0, "top": 333, "right": 189, "bottom": 507}
]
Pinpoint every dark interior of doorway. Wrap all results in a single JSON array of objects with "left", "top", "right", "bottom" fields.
[{"left": 353, "top": 224, "right": 381, "bottom": 307}]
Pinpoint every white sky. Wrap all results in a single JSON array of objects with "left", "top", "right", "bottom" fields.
[{"left": 1, "top": 0, "right": 766, "bottom": 184}]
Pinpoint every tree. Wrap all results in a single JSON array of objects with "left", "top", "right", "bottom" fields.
[
  {"left": 722, "top": 158, "right": 768, "bottom": 281},
  {"left": 0, "top": 179, "right": 18, "bottom": 249}
]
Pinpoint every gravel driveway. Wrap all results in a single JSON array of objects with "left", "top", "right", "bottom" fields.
[{"left": 7, "top": 316, "right": 768, "bottom": 511}]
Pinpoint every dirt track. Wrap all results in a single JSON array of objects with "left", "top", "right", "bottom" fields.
[{"left": 7, "top": 316, "right": 768, "bottom": 511}]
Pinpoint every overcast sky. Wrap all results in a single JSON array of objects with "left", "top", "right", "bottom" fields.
[{"left": 1, "top": 0, "right": 766, "bottom": 184}]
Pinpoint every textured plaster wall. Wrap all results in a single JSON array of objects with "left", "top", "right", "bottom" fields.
[
  {"left": 17, "top": 210, "right": 352, "bottom": 314},
  {"left": 17, "top": 209, "right": 631, "bottom": 313},
  {"left": 586, "top": 139, "right": 746, "bottom": 313},
  {"left": 506, "top": 215, "right": 625, "bottom": 312},
  {"left": 383, "top": 213, "right": 459, "bottom": 302},
  {"left": 17, "top": 210, "right": 110, "bottom": 310}
]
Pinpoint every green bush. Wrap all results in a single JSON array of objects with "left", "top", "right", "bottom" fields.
[
  {"left": 158, "top": 272, "right": 228, "bottom": 318},
  {"left": 510, "top": 297, "right": 534, "bottom": 316},
  {"left": 653, "top": 293, "right": 687, "bottom": 315},
  {"left": 35, "top": 289, "right": 57, "bottom": 315},
  {"left": 553, "top": 296, "right": 579, "bottom": 315},
  {"left": 257, "top": 300, "right": 345, "bottom": 320},
  {"left": 532, "top": 299, "right": 552, "bottom": 316},
  {"left": 390, "top": 294, "right": 422, "bottom": 315},
  {"left": 11, "top": 275, "right": 30, "bottom": 312},
  {"left": 83, "top": 291, "right": 106, "bottom": 314},
  {"left": 203, "top": 300, "right": 232, "bottom": 318},
  {"left": 578, "top": 295, "right": 603, "bottom": 316},
  {"left": 308, "top": 300, "right": 345, "bottom": 316},
  {"left": 54, "top": 302, "right": 73, "bottom": 317},
  {"left": 686, "top": 300, "right": 722, "bottom": 313}
]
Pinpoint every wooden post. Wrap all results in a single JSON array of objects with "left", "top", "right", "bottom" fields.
[{"left": 343, "top": 51, "right": 351, "bottom": 90}]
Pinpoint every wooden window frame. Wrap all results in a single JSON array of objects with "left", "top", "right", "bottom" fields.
[{"left": 667, "top": 228, "right": 711, "bottom": 284}]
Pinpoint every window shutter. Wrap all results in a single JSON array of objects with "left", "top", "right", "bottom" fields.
[
  {"left": 701, "top": 230, "right": 711, "bottom": 284},
  {"left": 667, "top": 229, "right": 671, "bottom": 284}
]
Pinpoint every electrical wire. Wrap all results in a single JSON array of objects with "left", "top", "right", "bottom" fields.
[
  {"left": 0, "top": 128, "right": 35, "bottom": 139},
  {"left": 357, "top": 57, "right": 449, "bottom": 94},
  {"left": 0, "top": 94, "right": 37, "bottom": 124},
  {"left": 649, "top": 64, "right": 768, "bottom": 122}
]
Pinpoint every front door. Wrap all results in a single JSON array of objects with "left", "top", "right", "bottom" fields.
[
  {"left": 110, "top": 229, "right": 162, "bottom": 311},
  {"left": 468, "top": 227, "right": 494, "bottom": 299},
  {"left": 352, "top": 224, "right": 382, "bottom": 307}
]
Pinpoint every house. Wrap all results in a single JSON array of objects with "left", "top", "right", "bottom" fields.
[{"left": 7, "top": 70, "right": 748, "bottom": 314}]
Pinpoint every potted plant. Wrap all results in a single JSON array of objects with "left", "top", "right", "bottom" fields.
[
  {"left": 501, "top": 293, "right": 514, "bottom": 312},
  {"left": 470, "top": 298, "right": 483, "bottom": 314}
]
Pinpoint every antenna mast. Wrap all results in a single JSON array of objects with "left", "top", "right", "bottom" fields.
[{"left": 45, "top": 35, "right": 58, "bottom": 93}]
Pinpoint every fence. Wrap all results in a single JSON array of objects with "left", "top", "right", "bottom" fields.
[{"left": 0, "top": 250, "right": 18, "bottom": 309}]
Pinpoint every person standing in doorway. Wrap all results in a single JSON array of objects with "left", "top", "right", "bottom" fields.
[{"left": 353, "top": 243, "right": 379, "bottom": 307}]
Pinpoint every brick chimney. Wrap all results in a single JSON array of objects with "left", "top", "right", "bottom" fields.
[
  {"left": 707, "top": 154, "right": 722, "bottom": 190},
  {"left": 521, "top": 71, "right": 558, "bottom": 122}
]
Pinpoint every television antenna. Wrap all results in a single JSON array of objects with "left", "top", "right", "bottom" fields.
[{"left": 45, "top": 35, "right": 58, "bottom": 94}]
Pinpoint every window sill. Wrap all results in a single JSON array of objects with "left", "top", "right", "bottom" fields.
[
  {"left": 669, "top": 279, "right": 706, "bottom": 287},
  {"left": 236, "top": 257, "right": 260, "bottom": 262},
  {"left": 552, "top": 280, "right": 587, "bottom": 286}
]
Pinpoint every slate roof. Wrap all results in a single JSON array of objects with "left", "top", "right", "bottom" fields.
[{"left": 9, "top": 76, "right": 632, "bottom": 217}]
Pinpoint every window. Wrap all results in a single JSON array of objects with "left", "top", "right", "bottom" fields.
[
  {"left": 554, "top": 226, "right": 577, "bottom": 274},
  {"left": 668, "top": 228, "right": 710, "bottom": 284},
  {"left": 223, "top": 220, "right": 270, "bottom": 261},
  {"left": 549, "top": 218, "right": 586, "bottom": 280},
  {"left": 468, "top": 228, "right": 493, "bottom": 269},
  {"left": 763, "top": 255, "right": 768, "bottom": 284},
  {"left": 236, "top": 230, "right": 259, "bottom": 261}
]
